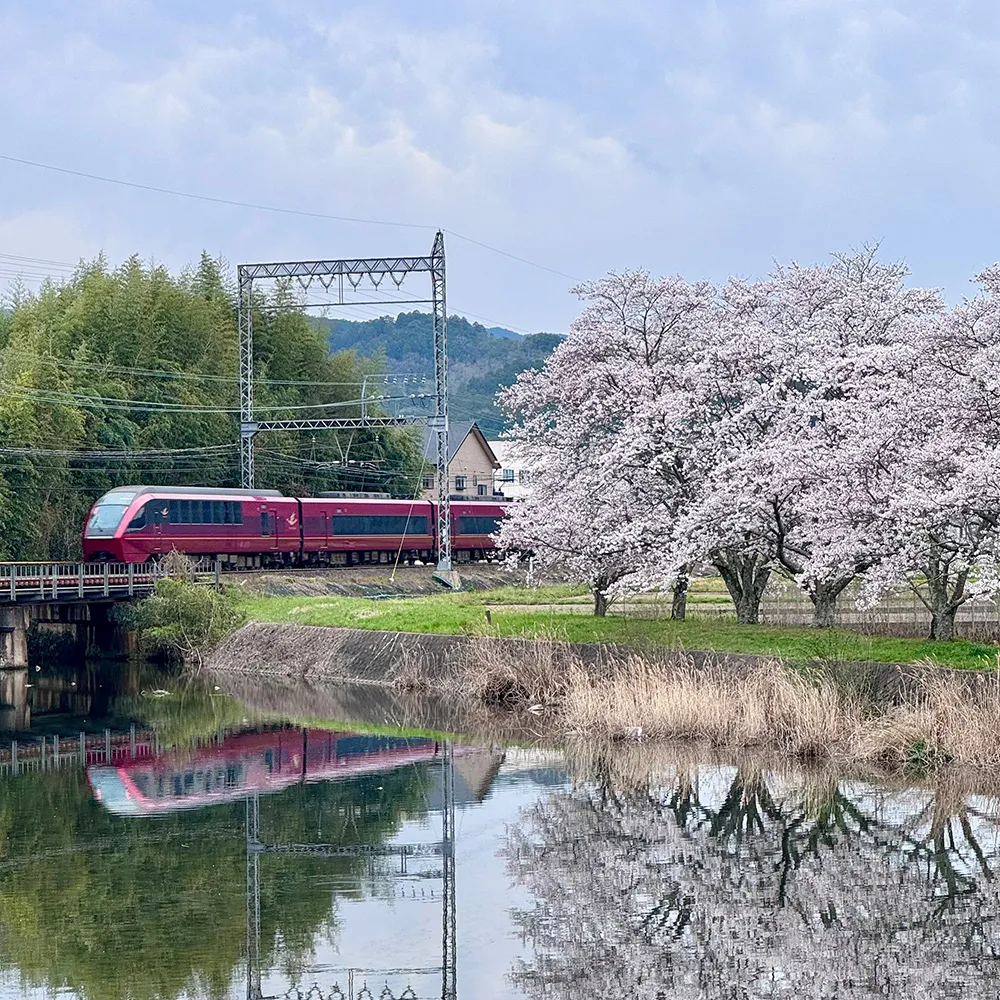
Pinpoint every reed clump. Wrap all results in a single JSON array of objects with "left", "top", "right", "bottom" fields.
[
  {"left": 460, "top": 636, "right": 572, "bottom": 710},
  {"left": 560, "top": 658, "right": 856, "bottom": 759},
  {"left": 453, "top": 637, "right": 1000, "bottom": 772}
]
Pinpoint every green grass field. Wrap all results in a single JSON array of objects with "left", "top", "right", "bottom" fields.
[{"left": 238, "top": 585, "right": 1000, "bottom": 671}]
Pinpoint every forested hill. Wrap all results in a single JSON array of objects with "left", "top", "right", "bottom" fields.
[{"left": 322, "top": 312, "right": 563, "bottom": 437}]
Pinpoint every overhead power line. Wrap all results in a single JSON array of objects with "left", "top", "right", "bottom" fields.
[
  {"left": 0, "top": 152, "right": 578, "bottom": 282},
  {"left": 0, "top": 153, "right": 429, "bottom": 232},
  {"left": 0, "top": 382, "right": 427, "bottom": 416},
  {"left": 2, "top": 350, "right": 433, "bottom": 390},
  {"left": 0, "top": 444, "right": 235, "bottom": 458}
]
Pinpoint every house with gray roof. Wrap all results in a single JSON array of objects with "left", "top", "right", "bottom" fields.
[{"left": 420, "top": 421, "right": 501, "bottom": 499}]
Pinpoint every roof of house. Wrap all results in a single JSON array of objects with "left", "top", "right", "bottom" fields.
[{"left": 422, "top": 421, "right": 499, "bottom": 468}]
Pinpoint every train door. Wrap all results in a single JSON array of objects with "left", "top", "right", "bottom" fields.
[
  {"left": 318, "top": 505, "right": 330, "bottom": 559},
  {"left": 152, "top": 501, "right": 167, "bottom": 554},
  {"left": 259, "top": 506, "right": 278, "bottom": 552}
]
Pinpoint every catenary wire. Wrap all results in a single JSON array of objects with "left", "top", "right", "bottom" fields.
[{"left": 0, "top": 152, "right": 578, "bottom": 281}]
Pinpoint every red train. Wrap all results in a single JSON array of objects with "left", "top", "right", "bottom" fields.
[
  {"left": 82, "top": 485, "right": 506, "bottom": 567},
  {"left": 87, "top": 728, "right": 442, "bottom": 816}
]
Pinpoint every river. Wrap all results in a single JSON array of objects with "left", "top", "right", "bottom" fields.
[{"left": 0, "top": 658, "right": 997, "bottom": 999}]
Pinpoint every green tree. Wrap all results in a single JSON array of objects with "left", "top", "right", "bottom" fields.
[{"left": 0, "top": 256, "right": 424, "bottom": 558}]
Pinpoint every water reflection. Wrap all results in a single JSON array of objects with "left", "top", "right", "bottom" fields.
[
  {"left": 244, "top": 739, "right": 458, "bottom": 1000},
  {"left": 86, "top": 728, "right": 445, "bottom": 815},
  {"left": 506, "top": 756, "right": 1000, "bottom": 998},
  {"left": 0, "top": 659, "right": 169, "bottom": 737},
  {"left": 0, "top": 719, "right": 480, "bottom": 1000},
  {"left": 7, "top": 658, "right": 1000, "bottom": 998}
]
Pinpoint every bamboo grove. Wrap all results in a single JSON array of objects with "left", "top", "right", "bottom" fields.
[{"left": 0, "top": 254, "right": 426, "bottom": 559}]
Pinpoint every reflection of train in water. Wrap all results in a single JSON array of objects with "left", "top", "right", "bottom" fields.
[{"left": 87, "top": 728, "right": 441, "bottom": 816}]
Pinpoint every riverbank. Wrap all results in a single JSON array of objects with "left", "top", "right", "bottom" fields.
[
  {"left": 224, "top": 565, "right": 571, "bottom": 599},
  {"left": 237, "top": 587, "right": 999, "bottom": 670},
  {"left": 208, "top": 621, "right": 1000, "bottom": 772}
]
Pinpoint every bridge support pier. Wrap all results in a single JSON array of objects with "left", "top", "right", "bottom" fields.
[
  {"left": 29, "top": 602, "right": 136, "bottom": 660},
  {"left": 0, "top": 606, "right": 29, "bottom": 668},
  {"left": 0, "top": 668, "right": 29, "bottom": 730}
]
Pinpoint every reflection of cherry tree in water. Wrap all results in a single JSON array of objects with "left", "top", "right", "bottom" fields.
[{"left": 504, "top": 766, "right": 1000, "bottom": 998}]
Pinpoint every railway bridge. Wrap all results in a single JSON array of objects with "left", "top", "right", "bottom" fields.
[{"left": 0, "top": 559, "right": 221, "bottom": 667}]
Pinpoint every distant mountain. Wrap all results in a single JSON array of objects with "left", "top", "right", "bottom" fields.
[
  {"left": 319, "top": 311, "right": 562, "bottom": 438},
  {"left": 486, "top": 325, "right": 523, "bottom": 340}
]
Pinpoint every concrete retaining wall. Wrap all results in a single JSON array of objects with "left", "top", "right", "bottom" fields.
[{"left": 207, "top": 621, "right": 987, "bottom": 705}]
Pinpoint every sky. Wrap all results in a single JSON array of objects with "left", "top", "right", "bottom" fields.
[{"left": 2, "top": 0, "right": 1000, "bottom": 333}]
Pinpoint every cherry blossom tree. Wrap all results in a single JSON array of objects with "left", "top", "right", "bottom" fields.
[
  {"left": 500, "top": 251, "right": 1000, "bottom": 639},
  {"left": 498, "top": 271, "right": 718, "bottom": 616},
  {"left": 683, "top": 249, "right": 941, "bottom": 626},
  {"left": 822, "top": 266, "right": 1000, "bottom": 639},
  {"left": 496, "top": 436, "right": 660, "bottom": 616}
]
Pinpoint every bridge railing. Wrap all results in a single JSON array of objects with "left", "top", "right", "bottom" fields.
[
  {"left": 0, "top": 558, "right": 220, "bottom": 602},
  {"left": 0, "top": 725, "right": 157, "bottom": 777}
]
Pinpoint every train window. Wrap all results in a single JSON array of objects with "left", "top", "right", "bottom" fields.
[
  {"left": 166, "top": 498, "right": 246, "bottom": 524},
  {"left": 260, "top": 512, "right": 270, "bottom": 535},
  {"left": 331, "top": 514, "right": 430, "bottom": 535},
  {"left": 85, "top": 503, "right": 129, "bottom": 537},
  {"left": 457, "top": 515, "right": 501, "bottom": 535},
  {"left": 125, "top": 505, "right": 147, "bottom": 532}
]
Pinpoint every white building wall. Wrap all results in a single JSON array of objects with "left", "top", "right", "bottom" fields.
[{"left": 489, "top": 441, "right": 531, "bottom": 499}]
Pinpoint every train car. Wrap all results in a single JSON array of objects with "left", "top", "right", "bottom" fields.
[
  {"left": 301, "top": 496, "right": 436, "bottom": 565},
  {"left": 451, "top": 500, "right": 506, "bottom": 562},
  {"left": 82, "top": 485, "right": 299, "bottom": 565},
  {"left": 86, "top": 727, "right": 441, "bottom": 816},
  {"left": 82, "top": 485, "right": 509, "bottom": 566}
]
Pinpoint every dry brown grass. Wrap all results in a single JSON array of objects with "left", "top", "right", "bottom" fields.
[
  {"left": 849, "top": 666, "right": 1000, "bottom": 770},
  {"left": 449, "top": 638, "right": 1000, "bottom": 773},
  {"left": 560, "top": 658, "right": 856, "bottom": 759},
  {"left": 445, "top": 633, "right": 582, "bottom": 709}
]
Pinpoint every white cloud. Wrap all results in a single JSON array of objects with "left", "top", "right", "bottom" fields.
[{"left": 1, "top": 1, "right": 1000, "bottom": 331}]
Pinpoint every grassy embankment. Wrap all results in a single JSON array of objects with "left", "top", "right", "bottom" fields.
[{"left": 238, "top": 583, "right": 999, "bottom": 671}]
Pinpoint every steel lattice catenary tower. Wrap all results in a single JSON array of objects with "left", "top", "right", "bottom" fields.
[{"left": 236, "top": 231, "right": 451, "bottom": 574}]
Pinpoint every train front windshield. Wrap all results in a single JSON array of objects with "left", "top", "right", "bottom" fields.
[
  {"left": 87, "top": 767, "right": 141, "bottom": 815},
  {"left": 85, "top": 491, "right": 138, "bottom": 538}
]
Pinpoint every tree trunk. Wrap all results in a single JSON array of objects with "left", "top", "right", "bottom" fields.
[
  {"left": 712, "top": 549, "right": 771, "bottom": 625},
  {"left": 806, "top": 578, "right": 853, "bottom": 629},
  {"left": 671, "top": 567, "right": 689, "bottom": 621},
  {"left": 593, "top": 589, "right": 609, "bottom": 617},
  {"left": 922, "top": 546, "right": 968, "bottom": 642},
  {"left": 929, "top": 604, "right": 958, "bottom": 641}
]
